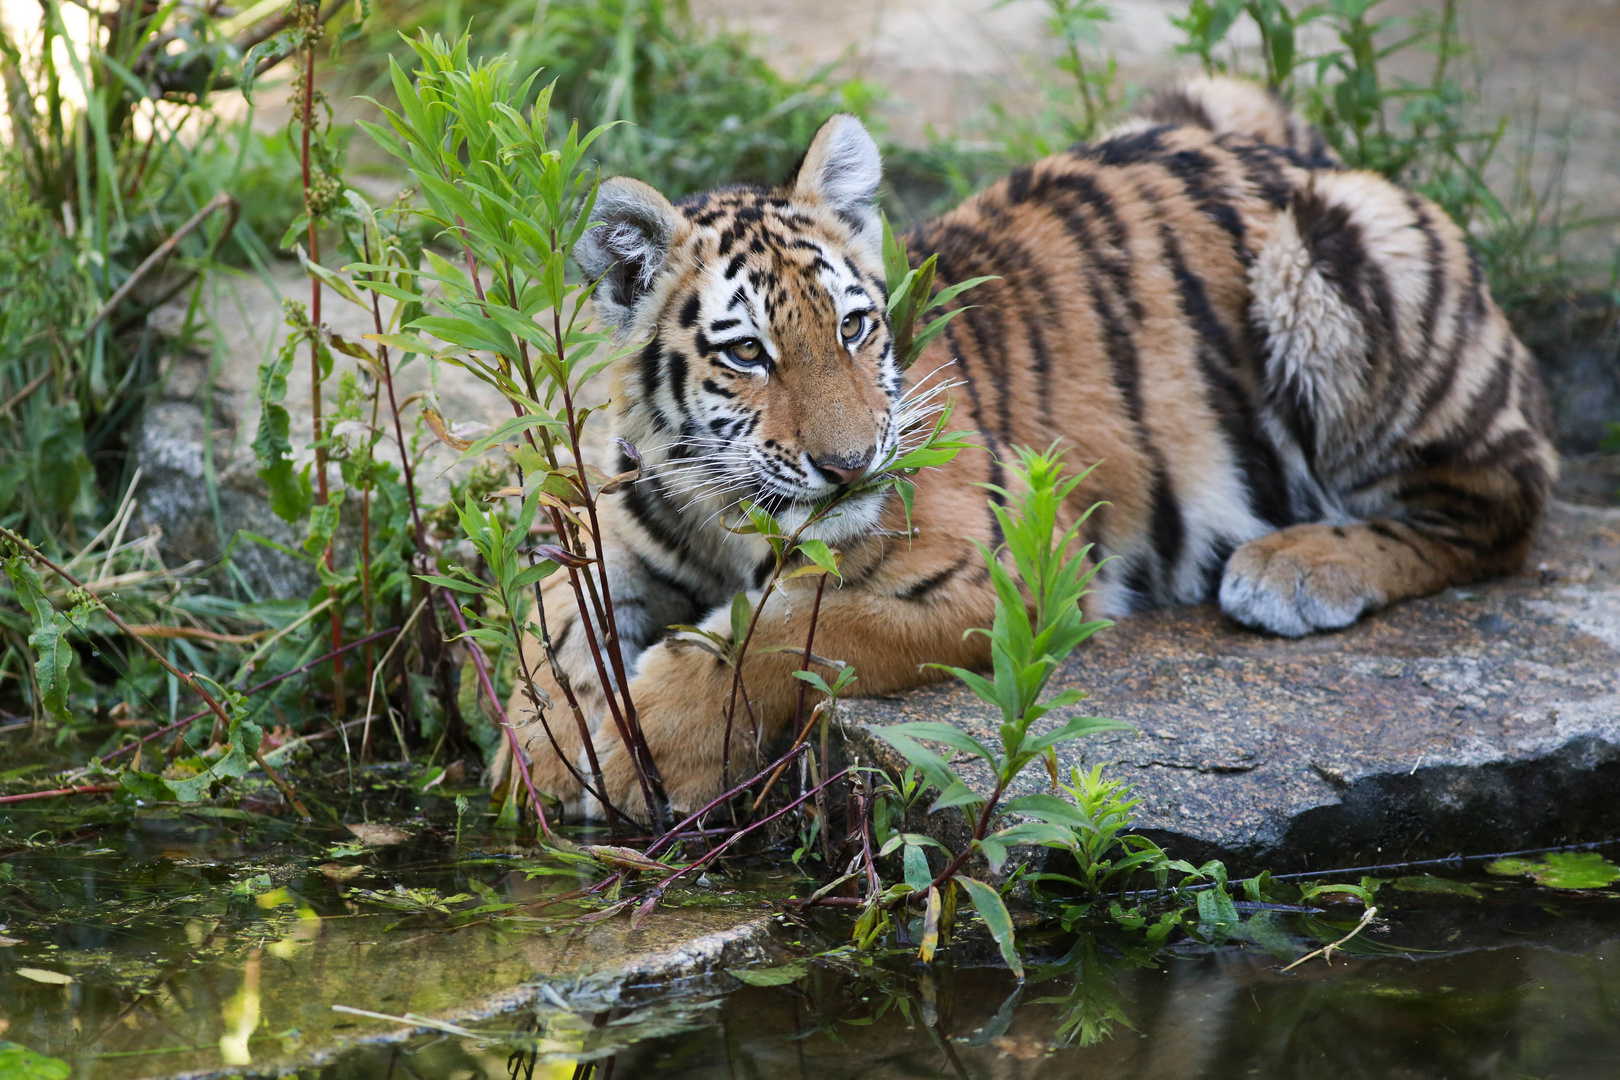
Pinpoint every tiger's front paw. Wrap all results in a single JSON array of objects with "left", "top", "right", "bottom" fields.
[
  {"left": 1219, "top": 525, "right": 1385, "bottom": 637},
  {"left": 595, "top": 641, "right": 748, "bottom": 823}
]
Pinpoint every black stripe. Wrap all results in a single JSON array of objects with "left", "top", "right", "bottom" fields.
[
  {"left": 938, "top": 320, "right": 989, "bottom": 437},
  {"left": 1148, "top": 470, "right": 1185, "bottom": 583},
  {"left": 638, "top": 337, "right": 669, "bottom": 431},
  {"left": 1155, "top": 217, "right": 1291, "bottom": 527},
  {"left": 1409, "top": 245, "right": 1487, "bottom": 433},
  {"left": 897, "top": 552, "right": 971, "bottom": 602},
  {"left": 632, "top": 550, "right": 705, "bottom": 623},
  {"left": 665, "top": 349, "right": 690, "bottom": 417},
  {"left": 1202, "top": 536, "right": 1236, "bottom": 598},
  {"left": 917, "top": 215, "right": 1063, "bottom": 424},
  {"left": 751, "top": 553, "right": 776, "bottom": 589},
  {"left": 679, "top": 294, "right": 700, "bottom": 329},
  {"left": 623, "top": 475, "right": 697, "bottom": 562}
]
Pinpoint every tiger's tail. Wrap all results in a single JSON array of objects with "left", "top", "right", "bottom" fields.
[{"left": 1129, "top": 76, "right": 1338, "bottom": 165}]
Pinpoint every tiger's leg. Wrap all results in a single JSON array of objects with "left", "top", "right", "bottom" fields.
[
  {"left": 592, "top": 557, "right": 997, "bottom": 818},
  {"left": 498, "top": 540, "right": 704, "bottom": 818},
  {"left": 1221, "top": 171, "right": 1556, "bottom": 637}
]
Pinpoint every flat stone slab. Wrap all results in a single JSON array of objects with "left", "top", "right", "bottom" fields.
[{"left": 841, "top": 501, "right": 1620, "bottom": 873}]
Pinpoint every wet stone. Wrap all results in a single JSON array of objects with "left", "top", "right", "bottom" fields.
[{"left": 839, "top": 501, "right": 1620, "bottom": 873}]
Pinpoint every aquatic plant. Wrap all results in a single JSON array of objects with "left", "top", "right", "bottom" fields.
[{"left": 862, "top": 445, "right": 1127, "bottom": 976}]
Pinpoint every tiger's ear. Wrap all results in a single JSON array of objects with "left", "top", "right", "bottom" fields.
[
  {"left": 577, "top": 177, "right": 684, "bottom": 330},
  {"left": 792, "top": 113, "right": 882, "bottom": 257}
]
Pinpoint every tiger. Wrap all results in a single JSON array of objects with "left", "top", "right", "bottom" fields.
[{"left": 494, "top": 77, "right": 1556, "bottom": 822}]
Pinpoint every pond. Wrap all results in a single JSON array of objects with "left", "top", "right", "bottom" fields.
[{"left": 3, "top": 773, "right": 1618, "bottom": 1080}]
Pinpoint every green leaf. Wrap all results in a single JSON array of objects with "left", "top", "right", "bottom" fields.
[
  {"left": 957, "top": 876, "right": 1023, "bottom": 980},
  {"left": 985, "top": 821, "right": 1078, "bottom": 851},
  {"left": 252, "top": 335, "right": 313, "bottom": 524},
  {"left": 0, "top": 1042, "right": 71, "bottom": 1080},
  {"left": 880, "top": 720, "right": 996, "bottom": 765},
  {"left": 999, "top": 793, "right": 1097, "bottom": 830},
  {"left": 1022, "top": 714, "right": 1131, "bottom": 757},
  {"left": 729, "top": 591, "right": 752, "bottom": 650},
  {"left": 3, "top": 558, "right": 77, "bottom": 724},
  {"left": 794, "top": 538, "right": 841, "bottom": 579},
  {"left": 1484, "top": 853, "right": 1620, "bottom": 890},
  {"left": 903, "top": 843, "right": 933, "bottom": 892},
  {"left": 730, "top": 961, "right": 809, "bottom": 987}
]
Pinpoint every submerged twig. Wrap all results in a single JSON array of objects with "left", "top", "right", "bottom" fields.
[{"left": 1281, "top": 906, "right": 1379, "bottom": 971}]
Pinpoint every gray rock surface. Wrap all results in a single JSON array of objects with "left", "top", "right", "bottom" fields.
[
  {"left": 131, "top": 356, "right": 317, "bottom": 600},
  {"left": 841, "top": 501, "right": 1620, "bottom": 873}
]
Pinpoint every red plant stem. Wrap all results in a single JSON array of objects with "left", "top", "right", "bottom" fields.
[
  {"left": 553, "top": 309, "right": 645, "bottom": 768},
  {"left": 791, "top": 573, "right": 829, "bottom": 735},
  {"left": 555, "top": 564, "right": 660, "bottom": 828},
  {"left": 903, "top": 780, "right": 1007, "bottom": 909},
  {"left": 799, "top": 895, "right": 866, "bottom": 907},
  {"left": 299, "top": 34, "right": 343, "bottom": 717},
  {"left": 856, "top": 774, "right": 881, "bottom": 897},
  {"left": 361, "top": 387, "right": 380, "bottom": 699},
  {"left": 718, "top": 497, "right": 848, "bottom": 790},
  {"left": 104, "top": 627, "right": 400, "bottom": 763},
  {"left": 645, "top": 742, "right": 810, "bottom": 859},
  {"left": 646, "top": 767, "right": 850, "bottom": 894},
  {"left": 368, "top": 300, "right": 425, "bottom": 545},
  {"left": 506, "top": 584, "right": 627, "bottom": 827},
  {"left": 0, "top": 785, "right": 118, "bottom": 805},
  {"left": 532, "top": 572, "right": 613, "bottom": 813},
  {"left": 441, "top": 588, "right": 550, "bottom": 837},
  {"left": 496, "top": 375, "right": 658, "bottom": 824}
]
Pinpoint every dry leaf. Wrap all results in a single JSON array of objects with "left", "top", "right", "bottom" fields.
[
  {"left": 583, "top": 844, "right": 667, "bottom": 873},
  {"left": 318, "top": 863, "right": 366, "bottom": 883},
  {"left": 17, "top": 967, "right": 74, "bottom": 985},
  {"left": 422, "top": 407, "right": 473, "bottom": 451},
  {"left": 346, "top": 822, "right": 412, "bottom": 846}
]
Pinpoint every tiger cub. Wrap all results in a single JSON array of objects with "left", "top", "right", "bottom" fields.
[{"left": 499, "top": 77, "right": 1555, "bottom": 820}]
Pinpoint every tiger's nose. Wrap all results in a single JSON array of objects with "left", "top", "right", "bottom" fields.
[{"left": 810, "top": 447, "right": 875, "bottom": 487}]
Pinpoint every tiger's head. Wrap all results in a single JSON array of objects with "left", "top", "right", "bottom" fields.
[{"left": 578, "top": 114, "right": 904, "bottom": 543}]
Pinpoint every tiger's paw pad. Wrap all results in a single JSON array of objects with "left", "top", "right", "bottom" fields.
[{"left": 1218, "top": 534, "right": 1382, "bottom": 638}]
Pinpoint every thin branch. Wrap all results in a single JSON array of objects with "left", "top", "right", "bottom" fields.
[
  {"left": 104, "top": 628, "right": 399, "bottom": 763},
  {"left": 0, "top": 526, "right": 309, "bottom": 818},
  {"left": 79, "top": 191, "right": 238, "bottom": 340},
  {"left": 1281, "top": 906, "right": 1380, "bottom": 971},
  {"left": 0, "top": 785, "right": 118, "bottom": 805},
  {"left": 441, "top": 587, "right": 551, "bottom": 837}
]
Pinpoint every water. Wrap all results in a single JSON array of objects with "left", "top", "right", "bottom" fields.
[{"left": 3, "top": 776, "right": 1618, "bottom": 1079}]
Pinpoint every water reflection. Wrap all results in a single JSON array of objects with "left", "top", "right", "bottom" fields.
[{"left": 4, "top": 787, "right": 1618, "bottom": 1080}]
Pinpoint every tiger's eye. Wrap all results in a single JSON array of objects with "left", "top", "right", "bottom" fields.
[
  {"left": 841, "top": 312, "right": 865, "bottom": 340},
  {"left": 731, "top": 339, "right": 763, "bottom": 362}
]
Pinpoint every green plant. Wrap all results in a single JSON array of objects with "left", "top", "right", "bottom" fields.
[
  {"left": 990, "top": 0, "right": 1123, "bottom": 161},
  {"left": 870, "top": 445, "right": 1126, "bottom": 977},
  {"left": 880, "top": 216, "right": 996, "bottom": 374},
  {"left": 349, "top": 0, "right": 877, "bottom": 201}
]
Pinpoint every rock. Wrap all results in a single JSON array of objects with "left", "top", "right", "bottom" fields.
[
  {"left": 131, "top": 380, "right": 318, "bottom": 601},
  {"left": 840, "top": 501, "right": 1620, "bottom": 874}
]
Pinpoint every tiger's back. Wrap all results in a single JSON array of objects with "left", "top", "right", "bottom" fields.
[
  {"left": 502, "top": 78, "right": 1556, "bottom": 818},
  {"left": 904, "top": 80, "right": 1553, "bottom": 627}
]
